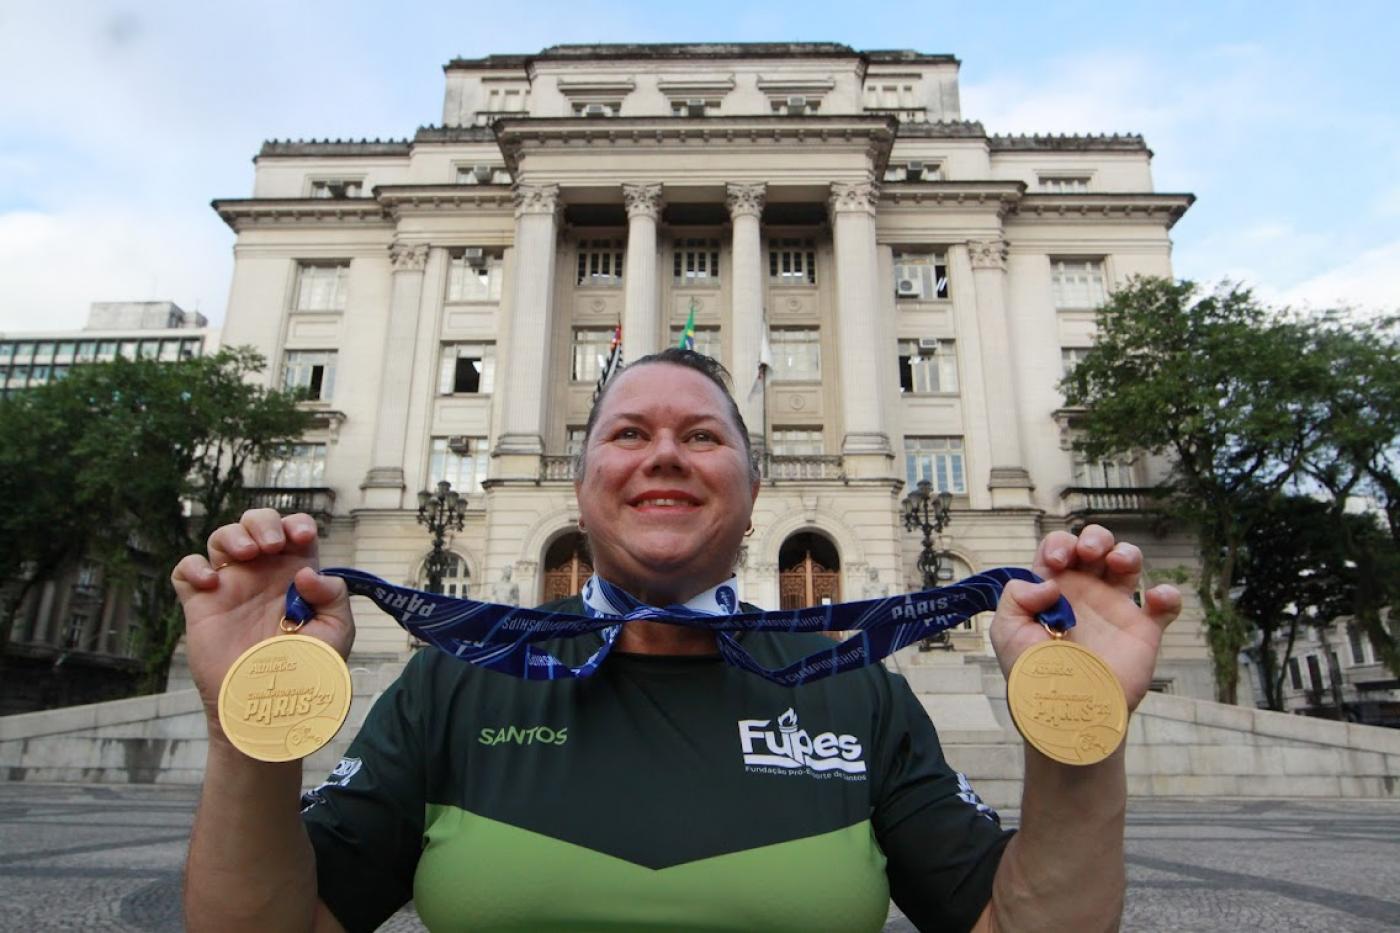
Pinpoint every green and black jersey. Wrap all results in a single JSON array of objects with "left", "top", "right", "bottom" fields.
[{"left": 302, "top": 606, "right": 1012, "bottom": 933}]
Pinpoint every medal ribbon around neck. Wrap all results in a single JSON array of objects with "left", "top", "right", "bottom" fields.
[{"left": 284, "top": 567, "right": 1075, "bottom": 688}]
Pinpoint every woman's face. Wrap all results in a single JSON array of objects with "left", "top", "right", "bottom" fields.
[{"left": 576, "top": 363, "right": 759, "bottom": 602}]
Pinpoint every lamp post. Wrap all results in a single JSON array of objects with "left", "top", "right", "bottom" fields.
[
  {"left": 901, "top": 479, "right": 954, "bottom": 650},
  {"left": 416, "top": 480, "right": 467, "bottom": 594}
]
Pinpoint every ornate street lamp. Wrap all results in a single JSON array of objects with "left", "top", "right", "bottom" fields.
[
  {"left": 901, "top": 479, "right": 954, "bottom": 649},
  {"left": 416, "top": 480, "right": 467, "bottom": 594}
]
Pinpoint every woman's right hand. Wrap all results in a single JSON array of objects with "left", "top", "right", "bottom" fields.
[{"left": 170, "top": 509, "right": 354, "bottom": 735}]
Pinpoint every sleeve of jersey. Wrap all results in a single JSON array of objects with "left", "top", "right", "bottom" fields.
[
  {"left": 872, "top": 674, "right": 1015, "bottom": 933},
  {"left": 300, "top": 651, "right": 431, "bottom": 933}
]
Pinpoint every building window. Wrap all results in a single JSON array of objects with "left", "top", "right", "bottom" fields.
[
  {"left": 772, "top": 428, "right": 824, "bottom": 456},
  {"left": 770, "top": 96, "right": 819, "bottom": 115},
  {"left": 671, "top": 98, "right": 718, "bottom": 117},
  {"left": 577, "top": 240, "right": 625, "bottom": 287},
  {"left": 455, "top": 165, "right": 512, "bottom": 185},
  {"left": 1051, "top": 259, "right": 1107, "bottom": 309},
  {"left": 419, "top": 552, "right": 472, "bottom": 599},
  {"left": 1072, "top": 450, "right": 1136, "bottom": 488},
  {"left": 1061, "top": 347, "right": 1092, "bottom": 376},
  {"left": 283, "top": 350, "right": 337, "bottom": 401},
  {"left": 572, "top": 101, "right": 620, "bottom": 117},
  {"left": 673, "top": 239, "right": 721, "bottom": 284},
  {"left": 295, "top": 262, "right": 349, "bottom": 311},
  {"left": 565, "top": 427, "right": 587, "bottom": 457},
  {"left": 905, "top": 436, "right": 966, "bottom": 494},
  {"left": 1039, "top": 175, "right": 1091, "bottom": 194},
  {"left": 1347, "top": 623, "right": 1368, "bottom": 665},
  {"left": 884, "top": 162, "right": 942, "bottom": 182},
  {"left": 309, "top": 178, "right": 363, "bottom": 199},
  {"left": 438, "top": 343, "right": 495, "bottom": 394},
  {"left": 1305, "top": 654, "right": 1324, "bottom": 693},
  {"left": 572, "top": 328, "right": 616, "bottom": 382},
  {"left": 898, "top": 339, "right": 958, "bottom": 393},
  {"left": 770, "top": 328, "right": 821, "bottom": 381},
  {"left": 267, "top": 443, "right": 327, "bottom": 488},
  {"left": 446, "top": 249, "right": 504, "bottom": 302},
  {"left": 429, "top": 437, "right": 488, "bottom": 494},
  {"left": 768, "top": 238, "right": 817, "bottom": 285},
  {"left": 1287, "top": 656, "right": 1303, "bottom": 690},
  {"left": 894, "top": 251, "right": 950, "bottom": 300},
  {"left": 669, "top": 326, "right": 721, "bottom": 359}
]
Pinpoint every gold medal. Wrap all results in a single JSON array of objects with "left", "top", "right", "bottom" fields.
[
  {"left": 1006, "top": 633, "right": 1128, "bottom": 766},
  {"left": 217, "top": 626, "right": 352, "bottom": 763}
]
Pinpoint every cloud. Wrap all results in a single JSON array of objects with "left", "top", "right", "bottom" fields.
[
  {"left": 0, "top": 208, "right": 230, "bottom": 331},
  {"left": 1278, "top": 240, "right": 1400, "bottom": 318}
]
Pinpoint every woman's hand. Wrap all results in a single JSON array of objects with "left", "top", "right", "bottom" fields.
[
  {"left": 988, "top": 524, "right": 1181, "bottom": 712},
  {"left": 170, "top": 509, "right": 354, "bottom": 732}
]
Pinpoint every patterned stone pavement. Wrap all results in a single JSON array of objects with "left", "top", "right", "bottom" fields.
[{"left": 2, "top": 783, "right": 1398, "bottom": 931}]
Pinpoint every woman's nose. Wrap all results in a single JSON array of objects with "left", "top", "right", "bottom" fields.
[{"left": 643, "top": 432, "right": 688, "bottom": 472}]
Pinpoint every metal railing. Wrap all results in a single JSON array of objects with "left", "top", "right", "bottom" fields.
[{"left": 243, "top": 487, "right": 337, "bottom": 516}]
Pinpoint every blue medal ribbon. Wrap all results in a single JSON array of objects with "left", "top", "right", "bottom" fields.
[{"left": 285, "top": 567, "right": 1073, "bottom": 687}]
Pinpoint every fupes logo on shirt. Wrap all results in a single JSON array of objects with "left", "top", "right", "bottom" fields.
[
  {"left": 478, "top": 725, "right": 568, "bottom": 746},
  {"left": 737, "top": 707, "right": 866, "bottom": 779}
]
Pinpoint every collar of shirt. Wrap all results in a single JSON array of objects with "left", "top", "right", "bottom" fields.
[{"left": 580, "top": 574, "right": 740, "bottom": 619}]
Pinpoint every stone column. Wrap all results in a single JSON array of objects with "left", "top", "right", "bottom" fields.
[
  {"left": 828, "top": 182, "right": 892, "bottom": 473},
  {"left": 726, "top": 183, "right": 766, "bottom": 448},
  {"left": 495, "top": 184, "right": 561, "bottom": 468},
  {"left": 622, "top": 183, "right": 664, "bottom": 364},
  {"left": 361, "top": 239, "right": 429, "bottom": 508},
  {"left": 968, "top": 238, "right": 1033, "bottom": 508}
]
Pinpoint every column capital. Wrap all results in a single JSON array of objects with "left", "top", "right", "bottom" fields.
[
  {"left": 725, "top": 182, "right": 766, "bottom": 219},
  {"left": 622, "top": 182, "right": 665, "bottom": 221},
  {"left": 967, "top": 238, "right": 1009, "bottom": 272},
  {"left": 827, "top": 181, "right": 879, "bottom": 218},
  {"left": 513, "top": 183, "right": 562, "bottom": 218},
  {"left": 388, "top": 241, "right": 429, "bottom": 273}
]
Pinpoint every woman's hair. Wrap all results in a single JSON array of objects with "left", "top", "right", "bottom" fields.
[{"left": 574, "top": 348, "right": 760, "bottom": 483}]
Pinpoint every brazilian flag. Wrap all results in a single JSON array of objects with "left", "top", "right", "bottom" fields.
[{"left": 677, "top": 299, "right": 697, "bottom": 350}]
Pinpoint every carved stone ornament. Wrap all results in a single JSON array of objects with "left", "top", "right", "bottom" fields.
[
  {"left": 967, "top": 238, "right": 1009, "bottom": 272},
  {"left": 827, "top": 181, "right": 879, "bottom": 217},
  {"left": 725, "top": 182, "right": 766, "bottom": 219},
  {"left": 622, "top": 183, "right": 665, "bottom": 221},
  {"left": 388, "top": 241, "right": 429, "bottom": 273},
  {"left": 513, "top": 183, "right": 561, "bottom": 218}
]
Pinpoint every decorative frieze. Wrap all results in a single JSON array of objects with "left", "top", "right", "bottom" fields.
[
  {"left": 622, "top": 182, "right": 665, "bottom": 220},
  {"left": 967, "top": 238, "right": 1008, "bottom": 272},
  {"left": 725, "top": 182, "right": 766, "bottom": 219}
]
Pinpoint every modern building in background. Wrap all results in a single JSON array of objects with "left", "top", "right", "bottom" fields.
[
  {"left": 212, "top": 43, "right": 1213, "bottom": 697},
  {"left": 0, "top": 302, "right": 215, "bottom": 713}
]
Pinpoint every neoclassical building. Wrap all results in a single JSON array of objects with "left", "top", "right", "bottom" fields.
[{"left": 214, "top": 43, "right": 1212, "bottom": 697}]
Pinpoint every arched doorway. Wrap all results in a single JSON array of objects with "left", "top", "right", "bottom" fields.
[
  {"left": 541, "top": 532, "right": 593, "bottom": 603},
  {"left": 778, "top": 532, "right": 841, "bottom": 610}
]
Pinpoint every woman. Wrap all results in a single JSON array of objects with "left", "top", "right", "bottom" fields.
[{"left": 176, "top": 349, "right": 1181, "bottom": 932}]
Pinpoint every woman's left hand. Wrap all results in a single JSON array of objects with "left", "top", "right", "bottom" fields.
[{"left": 987, "top": 524, "right": 1182, "bottom": 712}]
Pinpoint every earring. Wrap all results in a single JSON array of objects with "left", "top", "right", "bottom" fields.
[{"left": 744, "top": 522, "right": 755, "bottom": 538}]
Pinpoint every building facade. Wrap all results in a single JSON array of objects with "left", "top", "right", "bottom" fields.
[
  {"left": 1, "top": 301, "right": 215, "bottom": 713},
  {"left": 213, "top": 43, "right": 1212, "bottom": 698},
  {"left": 1244, "top": 618, "right": 1400, "bottom": 727}
]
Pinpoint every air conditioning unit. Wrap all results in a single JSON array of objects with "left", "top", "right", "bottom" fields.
[
  {"left": 447, "top": 435, "right": 472, "bottom": 454},
  {"left": 583, "top": 103, "right": 608, "bottom": 117},
  {"left": 472, "top": 164, "right": 495, "bottom": 184},
  {"left": 685, "top": 98, "right": 706, "bottom": 117},
  {"left": 905, "top": 161, "right": 925, "bottom": 181},
  {"left": 786, "top": 95, "right": 807, "bottom": 114},
  {"left": 462, "top": 247, "right": 485, "bottom": 268},
  {"left": 897, "top": 278, "right": 920, "bottom": 297},
  {"left": 917, "top": 337, "right": 942, "bottom": 349}
]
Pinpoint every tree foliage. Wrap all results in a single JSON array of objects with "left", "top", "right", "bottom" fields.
[
  {"left": 1062, "top": 277, "right": 1347, "bottom": 703},
  {"left": 0, "top": 347, "right": 313, "bottom": 690}
]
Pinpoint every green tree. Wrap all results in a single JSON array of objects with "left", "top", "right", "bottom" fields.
[
  {"left": 1062, "top": 278, "right": 1328, "bottom": 703},
  {"left": 0, "top": 347, "right": 313, "bottom": 691},
  {"left": 1299, "top": 316, "right": 1400, "bottom": 677}
]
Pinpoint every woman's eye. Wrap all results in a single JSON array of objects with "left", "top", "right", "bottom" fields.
[
  {"left": 615, "top": 427, "right": 642, "bottom": 441},
  {"left": 689, "top": 431, "right": 717, "bottom": 444}
]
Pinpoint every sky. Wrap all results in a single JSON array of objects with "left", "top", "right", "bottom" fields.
[{"left": 0, "top": 0, "right": 1396, "bottom": 331}]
